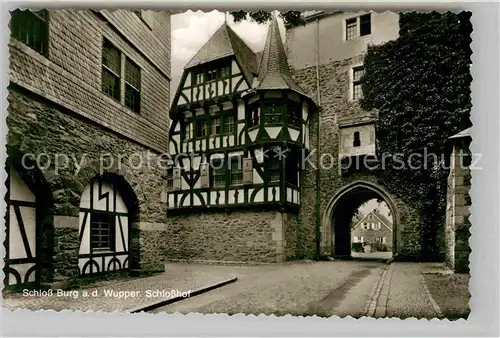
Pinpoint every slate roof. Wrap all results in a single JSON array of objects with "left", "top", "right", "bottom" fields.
[
  {"left": 255, "top": 16, "right": 309, "bottom": 97},
  {"left": 184, "top": 23, "right": 257, "bottom": 85}
]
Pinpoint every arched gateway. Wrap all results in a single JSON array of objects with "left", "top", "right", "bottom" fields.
[{"left": 321, "top": 181, "right": 401, "bottom": 258}]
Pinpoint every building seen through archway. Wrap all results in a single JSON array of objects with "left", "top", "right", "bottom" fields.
[
  {"left": 350, "top": 199, "right": 393, "bottom": 260},
  {"left": 325, "top": 182, "right": 398, "bottom": 260}
]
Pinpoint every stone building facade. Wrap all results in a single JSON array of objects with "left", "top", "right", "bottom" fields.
[
  {"left": 5, "top": 9, "right": 171, "bottom": 288},
  {"left": 444, "top": 128, "right": 472, "bottom": 272},
  {"left": 286, "top": 11, "right": 421, "bottom": 259}
]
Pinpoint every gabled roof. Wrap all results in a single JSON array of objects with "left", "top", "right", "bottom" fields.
[
  {"left": 255, "top": 16, "right": 309, "bottom": 98},
  {"left": 184, "top": 22, "right": 257, "bottom": 85},
  {"left": 352, "top": 210, "right": 393, "bottom": 231}
]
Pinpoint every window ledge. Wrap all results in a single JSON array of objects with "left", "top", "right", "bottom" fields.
[{"left": 91, "top": 250, "right": 115, "bottom": 254}]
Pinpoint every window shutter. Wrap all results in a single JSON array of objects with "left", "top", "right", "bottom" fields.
[
  {"left": 200, "top": 162, "right": 209, "bottom": 188},
  {"left": 370, "top": 129, "right": 375, "bottom": 143},
  {"left": 173, "top": 167, "right": 182, "bottom": 191},
  {"left": 242, "top": 158, "right": 253, "bottom": 184}
]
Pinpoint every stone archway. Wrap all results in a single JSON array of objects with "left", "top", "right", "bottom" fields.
[{"left": 321, "top": 181, "right": 401, "bottom": 258}]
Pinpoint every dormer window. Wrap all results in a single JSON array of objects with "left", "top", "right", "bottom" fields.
[
  {"left": 353, "top": 131, "right": 361, "bottom": 147},
  {"left": 219, "top": 64, "right": 231, "bottom": 79},
  {"left": 192, "top": 61, "right": 231, "bottom": 85},
  {"left": 206, "top": 68, "right": 217, "bottom": 82},
  {"left": 193, "top": 71, "right": 204, "bottom": 86}
]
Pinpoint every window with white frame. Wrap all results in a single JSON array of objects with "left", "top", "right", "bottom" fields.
[
  {"left": 345, "top": 13, "right": 371, "bottom": 41},
  {"left": 352, "top": 66, "right": 365, "bottom": 100}
]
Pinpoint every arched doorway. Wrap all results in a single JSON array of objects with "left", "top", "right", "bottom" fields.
[
  {"left": 322, "top": 181, "right": 400, "bottom": 259},
  {"left": 78, "top": 173, "right": 139, "bottom": 276}
]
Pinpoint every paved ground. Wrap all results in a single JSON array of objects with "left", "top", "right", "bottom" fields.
[
  {"left": 423, "top": 272, "right": 470, "bottom": 320},
  {"left": 3, "top": 261, "right": 465, "bottom": 319},
  {"left": 152, "top": 260, "right": 385, "bottom": 317},
  {"left": 2, "top": 264, "right": 263, "bottom": 312},
  {"left": 152, "top": 261, "right": 446, "bottom": 319},
  {"left": 351, "top": 251, "right": 393, "bottom": 260}
]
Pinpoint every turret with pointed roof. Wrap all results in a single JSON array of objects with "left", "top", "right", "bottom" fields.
[{"left": 255, "top": 16, "right": 308, "bottom": 97}]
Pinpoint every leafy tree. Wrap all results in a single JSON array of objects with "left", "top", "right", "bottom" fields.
[
  {"left": 230, "top": 10, "right": 305, "bottom": 27},
  {"left": 361, "top": 11, "right": 472, "bottom": 259}
]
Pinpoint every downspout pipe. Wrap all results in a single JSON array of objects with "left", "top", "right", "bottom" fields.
[{"left": 315, "top": 17, "right": 322, "bottom": 259}]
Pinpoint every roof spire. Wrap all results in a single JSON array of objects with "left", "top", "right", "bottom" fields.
[{"left": 255, "top": 12, "right": 307, "bottom": 96}]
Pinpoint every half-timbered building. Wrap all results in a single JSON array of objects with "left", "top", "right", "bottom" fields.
[{"left": 167, "top": 17, "right": 316, "bottom": 262}]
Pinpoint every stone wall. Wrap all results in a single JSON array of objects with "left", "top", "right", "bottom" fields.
[
  {"left": 7, "top": 88, "right": 169, "bottom": 283},
  {"left": 445, "top": 140, "right": 471, "bottom": 272},
  {"left": 164, "top": 210, "right": 293, "bottom": 263},
  {"left": 290, "top": 55, "right": 420, "bottom": 260},
  {"left": 283, "top": 212, "right": 300, "bottom": 260}
]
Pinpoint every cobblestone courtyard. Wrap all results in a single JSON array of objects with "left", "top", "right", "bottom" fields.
[{"left": 3, "top": 261, "right": 469, "bottom": 319}]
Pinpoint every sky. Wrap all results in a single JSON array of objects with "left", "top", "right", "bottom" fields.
[{"left": 170, "top": 10, "right": 286, "bottom": 101}]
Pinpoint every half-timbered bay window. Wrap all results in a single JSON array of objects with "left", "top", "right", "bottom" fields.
[
  {"left": 285, "top": 153, "right": 299, "bottom": 186},
  {"left": 247, "top": 102, "right": 260, "bottom": 128},
  {"left": 210, "top": 158, "right": 226, "bottom": 188},
  {"left": 287, "top": 101, "right": 301, "bottom": 127},
  {"left": 267, "top": 157, "right": 282, "bottom": 183},
  {"left": 11, "top": 9, "right": 49, "bottom": 55},
  {"left": 102, "top": 39, "right": 121, "bottom": 101},
  {"left": 229, "top": 157, "right": 243, "bottom": 186},
  {"left": 125, "top": 57, "right": 141, "bottom": 113},
  {"left": 263, "top": 102, "right": 285, "bottom": 124},
  {"left": 91, "top": 213, "right": 115, "bottom": 252}
]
